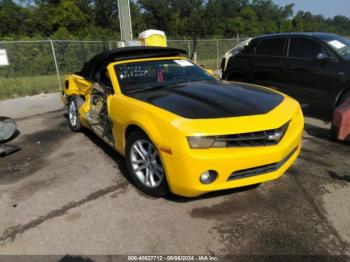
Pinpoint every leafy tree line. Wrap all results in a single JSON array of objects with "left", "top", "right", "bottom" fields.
[
  {"left": 1, "top": 0, "right": 350, "bottom": 40},
  {"left": 1, "top": 0, "right": 350, "bottom": 79}
]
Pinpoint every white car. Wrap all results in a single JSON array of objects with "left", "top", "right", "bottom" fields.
[{"left": 221, "top": 38, "right": 252, "bottom": 72}]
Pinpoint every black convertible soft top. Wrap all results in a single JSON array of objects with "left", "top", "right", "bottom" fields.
[{"left": 79, "top": 46, "right": 187, "bottom": 80}]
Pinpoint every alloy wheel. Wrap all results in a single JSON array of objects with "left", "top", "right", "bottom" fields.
[
  {"left": 68, "top": 100, "right": 77, "bottom": 127},
  {"left": 130, "top": 140, "right": 164, "bottom": 188}
]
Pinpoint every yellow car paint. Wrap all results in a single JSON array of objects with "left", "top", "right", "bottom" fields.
[{"left": 62, "top": 55, "right": 304, "bottom": 197}]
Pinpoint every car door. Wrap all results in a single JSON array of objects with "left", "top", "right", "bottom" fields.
[
  {"left": 93, "top": 66, "right": 115, "bottom": 110},
  {"left": 249, "top": 37, "right": 288, "bottom": 88},
  {"left": 282, "top": 36, "right": 341, "bottom": 115}
]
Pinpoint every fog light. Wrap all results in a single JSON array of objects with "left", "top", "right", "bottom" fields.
[{"left": 200, "top": 170, "right": 218, "bottom": 184}]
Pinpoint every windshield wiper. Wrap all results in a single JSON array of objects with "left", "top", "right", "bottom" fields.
[{"left": 126, "top": 83, "right": 168, "bottom": 94}]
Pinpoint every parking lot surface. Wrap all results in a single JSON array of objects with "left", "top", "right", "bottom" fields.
[{"left": 0, "top": 105, "right": 350, "bottom": 256}]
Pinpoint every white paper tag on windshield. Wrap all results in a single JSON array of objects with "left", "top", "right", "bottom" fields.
[
  {"left": 328, "top": 40, "right": 346, "bottom": 49},
  {"left": 174, "top": 59, "right": 194, "bottom": 67}
]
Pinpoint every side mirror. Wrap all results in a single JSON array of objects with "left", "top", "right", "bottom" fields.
[{"left": 315, "top": 52, "right": 331, "bottom": 63}]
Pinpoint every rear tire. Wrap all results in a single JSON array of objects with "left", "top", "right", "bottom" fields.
[
  {"left": 125, "top": 131, "right": 169, "bottom": 197},
  {"left": 338, "top": 91, "right": 350, "bottom": 106},
  {"left": 67, "top": 96, "right": 82, "bottom": 132}
]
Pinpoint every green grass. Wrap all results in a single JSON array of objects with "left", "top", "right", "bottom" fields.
[
  {"left": 0, "top": 75, "right": 61, "bottom": 100},
  {"left": 0, "top": 58, "right": 218, "bottom": 101},
  {"left": 196, "top": 58, "right": 219, "bottom": 69}
]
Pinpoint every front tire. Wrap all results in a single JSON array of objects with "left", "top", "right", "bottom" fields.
[
  {"left": 125, "top": 131, "right": 169, "bottom": 197},
  {"left": 68, "top": 96, "right": 82, "bottom": 132}
]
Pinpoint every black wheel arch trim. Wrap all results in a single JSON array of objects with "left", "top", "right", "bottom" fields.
[
  {"left": 124, "top": 124, "right": 157, "bottom": 155},
  {"left": 335, "top": 83, "right": 350, "bottom": 107}
]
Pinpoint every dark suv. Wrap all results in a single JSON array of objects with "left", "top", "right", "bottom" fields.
[{"left": 222, "top": 33, "right": 350, "bottom": 120}]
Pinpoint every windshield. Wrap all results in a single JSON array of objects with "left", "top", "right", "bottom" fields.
[
  {"left": 318, "top": 34, "right": 350, "bottom": 61},
  {"left": 114, "top": 59, "right": 215, "bottom": 94}
]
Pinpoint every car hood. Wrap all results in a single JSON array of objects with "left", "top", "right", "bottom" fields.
[{"left": 127, "top": 81, "right": 284, "bottom": 119}]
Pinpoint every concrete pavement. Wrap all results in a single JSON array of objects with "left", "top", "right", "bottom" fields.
[
  {"left": 0, "top": 95, "right": 349, "bottom": 256},
  {"left": 0, "top": 93, "right": 63, "bottom": 119}
]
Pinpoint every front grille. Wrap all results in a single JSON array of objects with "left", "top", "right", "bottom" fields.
[
  {"left": 214, "top": 122, "right": 290, "bottom": 148},
  {"left": 227, "top": 147, "right": 297, "bottom": 181}
]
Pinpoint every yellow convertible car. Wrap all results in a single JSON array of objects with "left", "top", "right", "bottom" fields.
[{"left": 62, "top": 46, "right": 304, "bottom": 197}]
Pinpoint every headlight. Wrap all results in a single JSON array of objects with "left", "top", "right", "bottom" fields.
[{"left": 187, "top": 136, "right": 215, "bottom": 149}]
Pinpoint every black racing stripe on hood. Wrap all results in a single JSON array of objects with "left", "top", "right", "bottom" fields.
[
  {"left": 171, "top": 84, "right": 267, "bottom": 114},
  {"left": 127, "top": 81, "right": 284, "bottom": 119},
  {"left": 170, "top": 88, "right": 235, "bottom": 115}
]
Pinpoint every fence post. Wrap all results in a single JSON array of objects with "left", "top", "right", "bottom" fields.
[
  {"left": 50, "top": 40, "right": 62, "bottom": 90},
  {"left": 108, "top": 41, "right": 112, "bottom": 51},
  {"left": 216, "top": 39, "right": 219, "bottom": 69}
]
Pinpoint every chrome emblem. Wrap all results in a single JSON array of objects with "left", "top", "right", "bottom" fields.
[{"left": 268, "top": 130, "right": 283, "bottom": 142}]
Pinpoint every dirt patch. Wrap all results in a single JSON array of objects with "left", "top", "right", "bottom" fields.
[
  {"left": 190, "top": 135, "right": 350, "bottom": 255},
  {"left": 0, "top": 181, "right": 128, "bottom": 244}
]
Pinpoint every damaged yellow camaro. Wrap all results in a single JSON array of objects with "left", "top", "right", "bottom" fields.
[{"left": 62, "top": 46, "right": 304, "bottom": 197}]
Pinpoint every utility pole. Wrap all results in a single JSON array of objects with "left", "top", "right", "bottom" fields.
[{"left": 118, "top": 0, "right": 133, "bottom": 41}]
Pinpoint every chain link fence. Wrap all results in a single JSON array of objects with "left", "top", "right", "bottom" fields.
[
  {"left": 168, "top": 38, "right": 248, "bottom": 68},
  {"left": 0, "top": 38, "right": 249, "bottom": 99}
]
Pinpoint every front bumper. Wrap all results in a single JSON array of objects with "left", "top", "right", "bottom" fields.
[{"left": 161, "top": 111, "right": 304, "bottom": 197}]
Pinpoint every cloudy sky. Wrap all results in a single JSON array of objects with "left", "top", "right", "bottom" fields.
[{"left": 273, "top": 0, "right": 350, "bottom": 18}]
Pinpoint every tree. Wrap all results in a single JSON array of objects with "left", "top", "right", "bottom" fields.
[
  {"left": 1, "top": 0, "right": 350, "bottom": 39},
  {"left": 221, "top": 6, "right": 259, "bottom": 37},
  {"left": 0, "top": 0, "right": 35, "bottom": 37},
  {"left": 205, "top": 0, "right": 248, "bottom": 36},
  {"left": 137, "top": 0, "right": 171, "bottom": 32}
]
